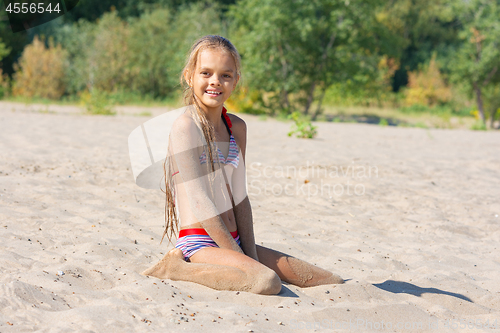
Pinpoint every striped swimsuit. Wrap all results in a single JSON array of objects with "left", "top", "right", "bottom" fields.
[
  {"left": 175, "top": 228, "right": 241, "bottom": 260},
  {"left": 174, "top": 110, "right": 241, "bottom": 260},
  {"left": 198, "top": 133, "right": 239, "bottom": 167}
]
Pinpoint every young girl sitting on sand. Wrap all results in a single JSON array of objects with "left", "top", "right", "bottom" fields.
[{"left": 142, "top": 35, "right": 343, "bottom": 295}]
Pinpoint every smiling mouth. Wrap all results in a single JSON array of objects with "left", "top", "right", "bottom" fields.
[{"left": 205, "top": 90, "right": 222, "bottom": 96}]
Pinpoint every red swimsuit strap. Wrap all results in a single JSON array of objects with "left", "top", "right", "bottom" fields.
[{"left": 222, "top": 106, "right": 232, "bottom": 134}]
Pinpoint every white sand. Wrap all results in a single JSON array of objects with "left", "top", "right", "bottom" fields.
[{"left": 1, "top": 102, "right": 499, "bottom": 332}]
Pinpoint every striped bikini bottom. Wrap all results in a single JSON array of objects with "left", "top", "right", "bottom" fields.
[{"left": 175, "top": 228, "right": 241, "bottom": 261}]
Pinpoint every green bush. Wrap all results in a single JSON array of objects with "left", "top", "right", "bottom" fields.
[
  {"left": 80, "top": 89, "right": 116, "bottom": 115},
  {"left": 52, "top": 3, "right": 222, "bottom": 101},
  {"left": 12, "top": 36, "right": 67, "bottom": 99},
  {"left": 470, "top": 120, "right": 487, "bottom": 131},
  {"left": 287, "top": 111, "right": 317, "bottom": 138}
]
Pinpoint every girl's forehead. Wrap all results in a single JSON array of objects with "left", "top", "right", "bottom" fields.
[{"left": 196, "top": 48, "right": 236, "bottom": 70}]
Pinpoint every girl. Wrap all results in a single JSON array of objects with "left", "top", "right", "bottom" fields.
[{"left": 142, "top": 35, "right": 343, "bottom": 295}]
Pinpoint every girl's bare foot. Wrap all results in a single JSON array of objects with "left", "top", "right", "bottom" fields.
[
  {"left": 284, "top": 256, "right": 344, "bottom": 287},
  {"left": 303, "top": 272, "right": 344, "bottom": 287},
  {"left": 141, "top": 248, "right": 185, "bottom": 279}
]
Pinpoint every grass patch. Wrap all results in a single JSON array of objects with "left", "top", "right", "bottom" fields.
[
  {"left": 415, "top": 121, "right": 428, "bottom": 129},
  {"left": 104, "top": 90, "right": 182, "bottom": 107},
  {"left": 2, "top": 91, "right": 183, "bottom": 108},
  {"left": 321, "top": 105, "right": 475, "bottom": 129},
  {"left": 80, "top": 90, "right": 116, "bottom": 116},
  {"left": 3, "top": 95, "right": 81, "bottom": 105},
  {"left": 1, "top": 93, "right": 479, "bottom": 130},
  {"left": 136, "top": 111, "right": 153, "bottom": 117},
  {"left": 470, "top": 120, "right": 487, "bottom": 131}
]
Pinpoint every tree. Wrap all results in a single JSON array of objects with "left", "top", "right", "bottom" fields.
[
  {"left": 126, "top": 3, "right": 223, "bottom": 98},
  {"left": 229, "top": 0, "right": 389, "bottom": 118},
  {"left": 0, "top": 37, "right": 10, "bottom": 62},
  {"left": 52, "top": 2, "right": 223, "bottom": 99},
  {"left": 377, "top": 0, "right": 461, "bottom": 92},
  {"left": 450, "top": 0, "right": 500, "bottom": 128},
  {"left": 53, "top": 11, "right": 129, "bottom": 94},
  {"left": 53, "top": 19, "right": 97, "bottom": 95}
]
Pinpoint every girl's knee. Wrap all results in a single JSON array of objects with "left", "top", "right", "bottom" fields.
[{"left": 250, "top": 268, "right": 281, "bottom": 295}]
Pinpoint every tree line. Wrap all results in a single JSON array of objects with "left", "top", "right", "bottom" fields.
[{"left": 0, "top": 0, "right": 498, "bottom": 128}]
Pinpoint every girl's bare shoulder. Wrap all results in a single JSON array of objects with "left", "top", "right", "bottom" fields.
[
  {"left": 227, "top": 113, "right": 247, "bottom": 153},
  {"left": 169, "top": 112, "right": 203, "bottom": 151},
  {"left": 171, "top": 112, "right": 197, "bottom": 133},
  {"left": 227, "top": 113, "right": 246, "bottom": 134}
]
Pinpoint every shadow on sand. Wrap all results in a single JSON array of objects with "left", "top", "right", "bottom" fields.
[
  {"left": 278, "top": 284, "right": 300, "bottom": 298},
  {"left": 373, "top": 280, "right": 473, "bottom": 302}
]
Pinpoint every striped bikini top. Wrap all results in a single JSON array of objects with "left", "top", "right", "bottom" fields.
[
  {"left": 199, "top": 133, "right": 239, "bottom": 168},
  {"left": 171, "top": 108, "right": 239, "bottom": 178}
]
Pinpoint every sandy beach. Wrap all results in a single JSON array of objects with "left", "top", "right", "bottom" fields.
[{"left": 1, "top": 102, "right": 499, "bottom": 332}]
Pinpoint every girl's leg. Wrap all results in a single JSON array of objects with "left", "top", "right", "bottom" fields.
[
  {"left": 256, "top": 245, "right": 344, "bottom": 287},
  {"left": 141, "top": 247, "right": 282, "bottom": 295}
]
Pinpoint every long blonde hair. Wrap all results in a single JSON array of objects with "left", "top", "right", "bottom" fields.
[{"left": 161, "top": 35, "right": 242, "bottom": 244}]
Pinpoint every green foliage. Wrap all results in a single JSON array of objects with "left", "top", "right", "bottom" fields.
[
  {"left": 1, "top": 0, "right": 495, "bottom": 130},
  {"left": 414, "top": 121, "right": 428, "bottom": 129},
  {"left": 0, "top": 14, "right": 28, "bottom": 78},
  {"left": 80, "top": 89, "right": 116, "bottom": 115},
  {"left": 0, "top": 38, "right": 10, "bottom": 62},
  {"left": 62, "top": 0, "right": 135, "bottom": 22},
  {"left": 54, "top": 19, "right": 98, "bottom": 95},
  {"left": 470, "top": 119, "right": 487, "bottom": 131},
  {"left": 225, "top": 85, "right": 267, "bottom": 114},
  {"left": 229, "top": 0, "right": 388, "bottom": 118},
  {"left": 137, "top": 111, "right": 153, "bottom": 117},
  {"left": 378, "top": 118, "right": 389, "bottom": 126},
  {"left": 448, "top": 0, "right": 500, "bottom": 127},
  {"left": 52, "top": 3, "right": 222, "bottom": 100},
  {"left": 62, "top": 0, "right": 236, "bottom": 23},
  {"left": 125, "top": 9, "right": 174, "bottom": 98},
  {"left": 126, "top": 3, "right": 223, "bottom": 98},
  {"left": 287, "top": 111, "right": 317, "bottom": 138},
  {"left": 377, "top": 0, "right": 461, "bottom": 91},
  {"left": 399, "top": 104, "right": 453, "bottom": 114},
  {"left": 323, "top": 80, "right": 404, "bottom": 109},
  {"left": 405, "top": 53, "right": 451, "bottom": 106},
  {"left": 398, "top": 102, "right": 476, "bottom": 122},
  {"left": 481, "top": 83, "right": 500, "bottom": 128}
]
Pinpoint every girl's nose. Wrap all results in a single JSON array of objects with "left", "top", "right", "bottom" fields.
[{"left": 210, "top": 75, "right": 221, "bottom": 86}]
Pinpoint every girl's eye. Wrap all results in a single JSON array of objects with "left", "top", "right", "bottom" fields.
[{"left": 223, "top": 74, "right": 231, "bottom": 78}]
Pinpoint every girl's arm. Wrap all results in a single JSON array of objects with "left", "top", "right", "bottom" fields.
[
  {"left": 170, "top": 114, "right": 243, "bottom": 253},
  {"left": 233, "top": 197, "right": 259, "bottom": 261},
  {"left": 230, "top": 117, "right": 259, "bottom": 261}
]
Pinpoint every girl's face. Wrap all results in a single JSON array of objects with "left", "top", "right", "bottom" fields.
[{"left": 188, "top": 48, "right": 239, "bottom": 113}]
